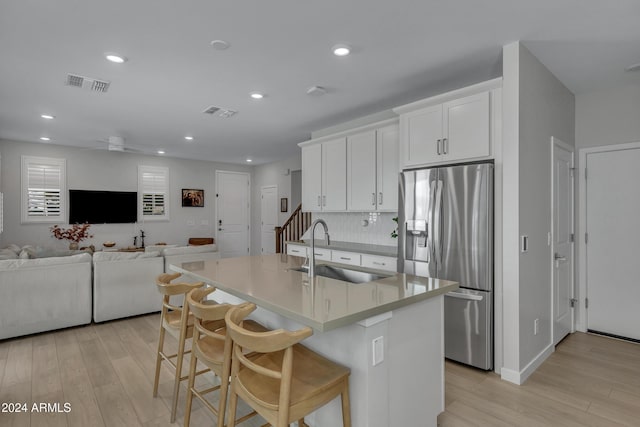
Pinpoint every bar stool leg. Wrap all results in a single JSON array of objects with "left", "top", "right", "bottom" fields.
[
  {"left": 183, "top": 342, "right": 199, "bottom": 427},
  {"left": 341, "top": 380, "right": 351, "bottom": 427},
  {"left": 153, "top": 316, "right": 167, "bottom": 397},
  {"left": 170, "top": 317, "right": 189, "bottom": 422}
]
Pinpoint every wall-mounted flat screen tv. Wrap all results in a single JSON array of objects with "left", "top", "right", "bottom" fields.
[{"left": 69, "top": 190, "right": 138, "bottom": 224}]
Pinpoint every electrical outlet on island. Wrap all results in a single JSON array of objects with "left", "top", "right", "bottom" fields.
[{"left": 534, "top": 318, "right": 539, "bottom": 335}]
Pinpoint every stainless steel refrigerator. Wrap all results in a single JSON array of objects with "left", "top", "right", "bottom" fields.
[{"left": 398, "top": 162, "right": 493, "bottom": 370}]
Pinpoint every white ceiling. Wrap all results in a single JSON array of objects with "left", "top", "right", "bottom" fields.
[{"left": 1, "top": 0, "right": 639, "bottom": 165}]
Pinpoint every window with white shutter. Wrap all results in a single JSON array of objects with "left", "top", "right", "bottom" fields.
[
  {"left": 138, "top": 165, "right": 169, "bottom": 221},
  {"left": 21, "top": 156, "right": 66, "bottom": 223}
]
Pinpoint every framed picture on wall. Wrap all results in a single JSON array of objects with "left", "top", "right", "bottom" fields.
[
  {"left": 182, "top": 189, "right": 204, "bottom": 207},
  {"left": 280, "top": 197, "right": 288, "bottom": 212}
]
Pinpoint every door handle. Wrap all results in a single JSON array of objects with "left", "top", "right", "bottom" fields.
[
  {"left": 218, "top": 228, "right": 224, "bottom": 231},
  {"left": 446, "top": 291, "right": 483, "bottom": 301},
  {"left": 554, "top": 253, "right": 567, "bottom": 262}
]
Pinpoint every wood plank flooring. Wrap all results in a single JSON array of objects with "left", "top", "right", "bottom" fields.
[{"left": 1, "top": 314, "right": 639, "bottom": 426}]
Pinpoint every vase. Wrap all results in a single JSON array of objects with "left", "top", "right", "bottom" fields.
[{"left": 69, "top": 242, "right": 79, "bottom": 250}]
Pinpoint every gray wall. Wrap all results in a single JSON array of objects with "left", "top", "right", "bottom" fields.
[
  {"left": 502, "top": 42, "right": 575, "bottom": 380},
  {"left": 0, "top": 139, "right": 252, "bottom": 249},
  {"left": 250, "top": 153, "right": 301, "bottom": 255}
]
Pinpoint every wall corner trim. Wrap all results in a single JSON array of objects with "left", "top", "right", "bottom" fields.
[{"left": 500, "top": 343, "right": 554, "bottom": 385}]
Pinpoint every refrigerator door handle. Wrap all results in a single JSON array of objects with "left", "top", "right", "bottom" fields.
[
  {"left": 428, "top": 180, "right": 437, "bottom": 263},
  {"left": 446, "top": 291, "right": 483, "bottom": 301},
  {"left": 434, "top": 179, "right": 444, "bottom": 265}
]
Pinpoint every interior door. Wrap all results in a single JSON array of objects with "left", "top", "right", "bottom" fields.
[
  {"left": 552, "top": 138, "right": 574, "bottom": 345},
  {"left": 261, "top": 186, "right": 277, "bottom": 255},
  {"left": 586, "top": 147, "right": 640, "bottom": 340},
  {"left": 216, "top": 171, "right": 250, "bottom": 258}
]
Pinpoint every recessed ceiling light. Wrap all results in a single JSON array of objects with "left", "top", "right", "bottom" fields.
[
  {"left": 332, "top": 44, "right": 351, "bottom": 56},
  {"left": 184, "top": 136, "right": 194, "bottom": 141},
  {"left": 40, "top": 137, "right": 51, "bottom": 141},
  {"left": 210, "top": 39, "right": 230, "bottom": 50},
  {"left": 157, "top": 150, "right": 165, "bottom": 155},
  {"left": 250, "top": 92, "right": 264, "bottom": 99},
  {"left": 246, "top": 158, "right": 253, "bottom": 163},
  {"left": 625, "top": 62, "right": 640, "bottom": 72},
  {"left": 41, "top": 114, "right": 55, "bottom": 120},
  {"left": 105, "top": 53, "right": 127, "bottom": 63}
]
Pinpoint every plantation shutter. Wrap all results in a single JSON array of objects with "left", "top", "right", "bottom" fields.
[
  {"left": 21, "top": 156, "right": 66, "bottom": 223},
  {"left": 138, "top": 165, "right": 169, "bottom": 220}
]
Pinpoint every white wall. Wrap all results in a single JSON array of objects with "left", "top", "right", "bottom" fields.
[
  {"left": 501, "top": 42, "right": 575, "bottom": 383},
  {"left": 0, "top": 139, "right": 251, "bottom": 249},
  {"left": 250, "top": 153, "right": 301, "bottom": 255},
  {"left": 576, "top": 83, "right": 640, "bottom": 149}
]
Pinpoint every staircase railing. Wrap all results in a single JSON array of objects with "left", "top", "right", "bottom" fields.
[{"left": 275, "top": 204, "right": 311, "bottom": 253}]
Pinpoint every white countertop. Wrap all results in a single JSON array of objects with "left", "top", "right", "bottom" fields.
[{"left": 170, "top": 254, "right": 457, "bottom": 332}]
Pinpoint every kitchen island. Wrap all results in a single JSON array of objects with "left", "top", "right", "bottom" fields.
[{"left": 171, "top": 253, "right": 457, "bottom": 427}]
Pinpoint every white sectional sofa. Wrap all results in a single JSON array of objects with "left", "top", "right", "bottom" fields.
[
  {"left": 161, "top": 243, "right": 220, "bottom": 276},
  {"left": 0, "top": 253, "right": 93, "bottom": 340},
  {"left": 92, "top": 251, "right": 164, "bottom": 323}
]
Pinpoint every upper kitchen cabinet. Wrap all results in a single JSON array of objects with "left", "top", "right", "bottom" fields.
[
  {"left": 347, "top": 124, "right": 399, "bottom": 211},
  {"left": 395, "top": 78, "right": 501, "bottom": 169},
  {"left": 301, "top": 137, "right": 346, "bottom": 212}
]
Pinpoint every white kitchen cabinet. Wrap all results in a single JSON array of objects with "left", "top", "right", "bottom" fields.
[
  {"left": 376, "top": 124, "right": 399, "bottom": 211},
  {"left": 360, "top": 254, "right": 397, "bottom": 272},
  {"left": 400, "top": 91, "right": 490, "bottom": 167},
  {"left": 301, "top": 138, "right": 346, "bottom": 212},
  {"left": 301, "top": 144, "right": 322, "bottom": 211},
  {"left": 322, "top": 137, "right": 347, "bottom": 211},
  {"left": 347, "top": 124, "right": 399, "bottom": 212},
  {"left": 331, "top": 250, "right": 361, "bottom": 266}
]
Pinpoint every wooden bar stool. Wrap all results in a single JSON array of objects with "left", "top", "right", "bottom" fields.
[
  {"left": 225, "top": 303, "right": 352, "bottom": 427},
  {"left": 153, "top": 273, "right": 219, "bottom": 423},
  {"left": 184, "top": 287, "right": 268, "bottom": 427}
]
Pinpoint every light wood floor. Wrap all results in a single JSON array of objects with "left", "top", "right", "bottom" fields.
[{"left": 1, "top": 314, "right": 639, "bottom": 427}]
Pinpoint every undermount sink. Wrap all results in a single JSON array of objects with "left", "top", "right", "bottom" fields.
[{"left": 291, "top": 265, "right": 390, "bottom": 284}]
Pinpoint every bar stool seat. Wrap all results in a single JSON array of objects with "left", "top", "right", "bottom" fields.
[
  {"left": 225, "top": 303, "right": 352, "bottom": 427},
  {"left": 184, "top": 287, "right": 268, "bottom": 427}
]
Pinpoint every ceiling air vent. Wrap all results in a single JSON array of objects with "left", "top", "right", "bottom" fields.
[
  {"left": 66, "top": 73, "right": 111, "bottom": 93},
  {"left": 203, "top": 105, "right": 221, "bottom": 115},
  {"left": 218, "top": 109, "right": 237, "bottom": 118}
]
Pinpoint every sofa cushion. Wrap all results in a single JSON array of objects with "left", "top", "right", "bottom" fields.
[
  {"left": 0, "top": 249, "right": 18, "bottom": 260},
  {"left": 0, "top": 253, "right": 92, "bottom": 271},
  {"left": 162, "top": 244, "right": 217, "bottom": 256},
  {"left": 5, "top": 244, "right": 21, "bottom": 255},
  {"left": 93, "top": 251, "right": 160, "bottom": 262}
]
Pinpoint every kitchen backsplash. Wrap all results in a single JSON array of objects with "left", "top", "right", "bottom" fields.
[{"left": 302, "top": 212, "right": 398, "bottom": 248}]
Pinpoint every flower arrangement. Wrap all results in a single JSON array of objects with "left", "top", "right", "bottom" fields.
[
  {"left": 391, "top": 216, "right": 398, "bottom": 238},
  {"left": 50, "top": 223, "right": 93, "bottom": 244}
]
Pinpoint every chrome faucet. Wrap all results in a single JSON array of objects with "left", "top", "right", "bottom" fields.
[{"left": 309, "top": 219, "right": 330, "bottom": 279}]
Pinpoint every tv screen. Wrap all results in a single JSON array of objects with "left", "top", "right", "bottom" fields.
[{"left": 69, "top": 190, "right": 138, "bottom": 224}]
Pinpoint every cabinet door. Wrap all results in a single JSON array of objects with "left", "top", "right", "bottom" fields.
[
  {"left": 376, "top": 124, "right": 399, "bottom": 211},
  {"left": 347, "top": 130, "right": 377, "bottom": 211},
  {"left": 322, "top": 137, "right": 347, "bottom": 211},
  {"left": 443, "top": 92, "right": 490, "bottom": 161},
  {"left": 301, "top": 144, "right": 322, "bottom": 211},
  {"left": 286, "top": 244, "right": 307, "bottom": 257},
  {"left": 402, "top": 104, "right": 442, "bottom": 167}
]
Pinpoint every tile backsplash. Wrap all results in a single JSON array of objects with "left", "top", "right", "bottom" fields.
[{"left": 302, "top": 212, "right": 398, "bottom": 248}]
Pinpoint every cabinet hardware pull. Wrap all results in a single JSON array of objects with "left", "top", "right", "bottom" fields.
[
  {"left": 443, "top": 138, "right": 448, "bottom": 154},
  {"left": 373, "top": 261, "right": 385, "bottom": 266},
  {"left": 437, "top": 139, "right": 442, "bottom": 155},
  {"left": 340, "top": 257, "right": 351, "bottom": 260},
  {"left": 317, "top": 195, "right": 321, "bottom": 206},
  {"left": 378, "top": 192, "right": 383, "bottom": 205},
  {"left": 372, "top": 193, "right": 376, "bottom": 205},
  {"left": 322, "top": 195, "right": 326, "bottom": 206}
]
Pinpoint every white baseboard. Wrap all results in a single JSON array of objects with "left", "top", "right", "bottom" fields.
[{"left": 500, "top": 343, "right": 554, "bottom": 385}]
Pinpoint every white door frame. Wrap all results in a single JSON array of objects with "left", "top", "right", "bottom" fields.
[
  {"left": 578, "top": 140, "right": 640, "bottom": 332},
  {"left": 260, "top": 185, "right": 278, "bottom": 254},
  {"left": 550, "top": 137, "right": 575, "bottom": 344},
  {"left": 215, "top": 170, "right": 251, "bottom": 256}
]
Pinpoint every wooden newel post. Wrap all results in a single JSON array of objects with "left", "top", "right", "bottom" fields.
[{"left": 275, "top": 226, "right": 282, "bottom": 253}]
